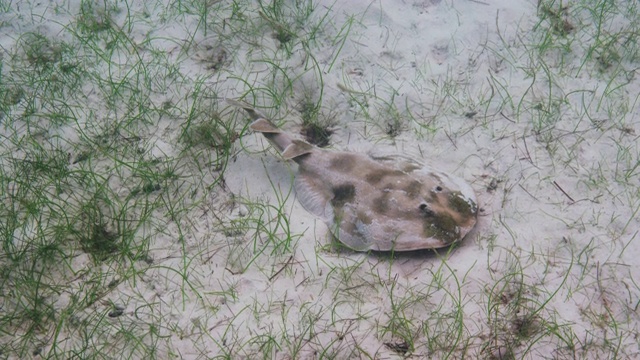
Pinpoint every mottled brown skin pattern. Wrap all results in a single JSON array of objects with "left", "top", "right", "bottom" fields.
[
  {"left": 295, "top": 150, "right": 477, "bottom": 251},
  {"left": 228, "top": 99, "right": 478, "bottom": 251}
]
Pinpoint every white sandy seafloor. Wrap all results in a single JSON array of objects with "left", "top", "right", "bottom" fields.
[{"left": 1, "top": 0, "right": 640, "bottom": 358}]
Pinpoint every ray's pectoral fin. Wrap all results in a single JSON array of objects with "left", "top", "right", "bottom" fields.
[
  {"left": 330, "top": 206, "right": 372, "bottom": 251},
  {"left": 334, "top": 224, "right": 370, "bottom": 251},
  {"left": 294, "top": 173, "right": 364, "bottom": 249},
  {"left": 325, "top": 183, "right": 372, "bottom": 251},
  {"left": 294, "top": 171, "right": 333, "bottom": 219}
]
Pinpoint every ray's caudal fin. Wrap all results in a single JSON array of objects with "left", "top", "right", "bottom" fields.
[{"left": 227, "top": 99, "right": 313, "bottom": 162}]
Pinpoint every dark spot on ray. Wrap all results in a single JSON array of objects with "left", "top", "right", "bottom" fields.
[
  {"left": 329, "top": 154, "right": 355, "bottom": 172},
  {"left": 364, "top": 170, "right": 385, "bottom": 184},
  {"left": 404, "top": 180, "right": 422, "bottom": 198},
  {"left": 448, "top": 192, "right": 477, "bottom": 217},
  {"left": 401, "top": 162, "right": 422, "bottom": 173},
  {"left": 372, "top": 193, "right": 389, "bottom": 214},
  {"left": 364, "top": 169, "right": 405, "bottom": 184},
  {"left": 331, "top": 183, "right": 356, "bottom": 208},
  {"left": 423, "top": 212, "right": 459, "bottom": 244}
]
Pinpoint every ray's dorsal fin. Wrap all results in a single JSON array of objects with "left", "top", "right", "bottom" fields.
[
  {"left": 227, "top": 98, "right": 313, "bottom": 162},
  {"left": 282, "top": 140, "right": 313, "bottom": 160},
  {"left": 250, "top": 118, "right": 282, "bottom": 134}
]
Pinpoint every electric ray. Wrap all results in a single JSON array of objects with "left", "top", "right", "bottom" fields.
[{"left": 228, "top": 99, "right": 478, "bottom": 251}]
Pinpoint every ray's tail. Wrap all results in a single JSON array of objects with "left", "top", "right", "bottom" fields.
[{"left": 226, "top": 99, "right": 313, "bottom": 162}]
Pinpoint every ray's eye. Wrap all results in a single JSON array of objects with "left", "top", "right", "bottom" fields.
[{"left": 435, "top": 186, "right": 443, "bottom": 192}]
